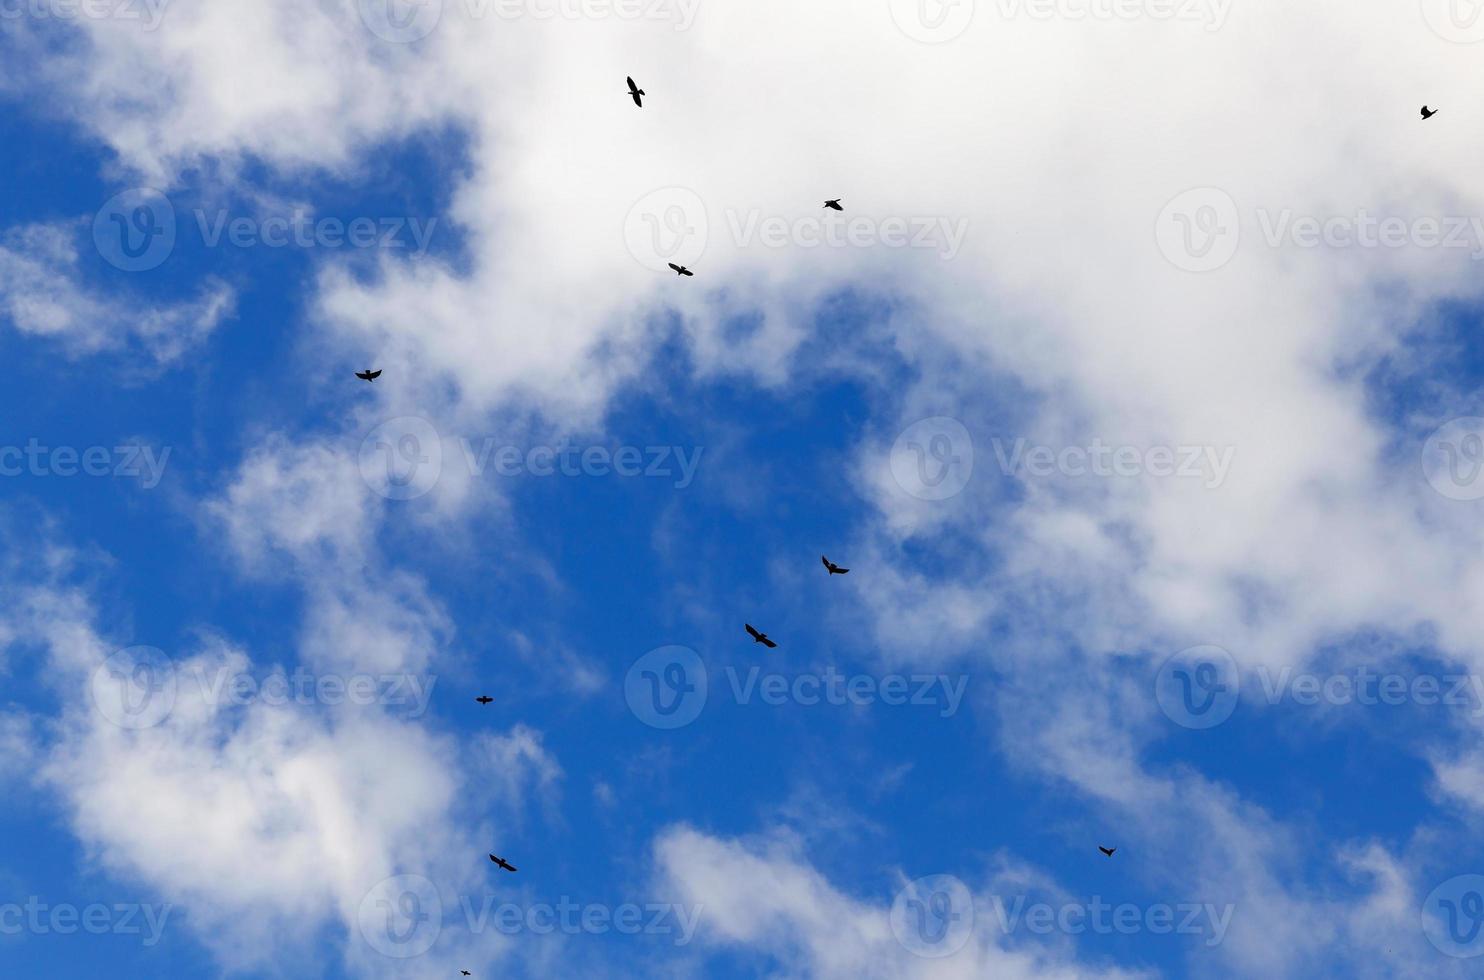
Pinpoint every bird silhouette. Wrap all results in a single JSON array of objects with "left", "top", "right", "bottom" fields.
[
  {"left": 821, "top": 555, "right": 849, "bottom": 575},
  {"left": 462, "top": 973, "right": 472, "bottom": 976},
  {"left": 1099, "top": 846, "right": 1116, "bottom": 857},
  {"left": 489, "top": 854, "right": 517, "bottom": 872},
  {"left": 668, "top": 263, "right": 694, "bottom": 277},
  {"left": 475, "top": 696, "right": 493, "bottom": 705},
  {"left": 356, "top": 369, "right": 382, "bottom": 382},
  {"left": 627, "top": 77, "right": 645, "bottom": 107},
  {"left": 745, "top": 624, "right": 778, "bottom": 648},
  {"left": 824, "top": 199, "right": 843, "bottom": 211},
  {"left": 1422, "top": 106, "right": 1438, "bottom": 120}
]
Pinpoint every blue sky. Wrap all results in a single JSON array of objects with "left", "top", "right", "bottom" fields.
[{"left": 5, "top": 1, "right": 1484, "bottom": 978}]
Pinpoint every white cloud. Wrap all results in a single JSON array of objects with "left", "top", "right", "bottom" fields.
[
  {"left": 0, "top": 222, "right": 233, "bottom": 362},
  {"left": 654, "top": 825, "right": 1151, "bottom": 979}
]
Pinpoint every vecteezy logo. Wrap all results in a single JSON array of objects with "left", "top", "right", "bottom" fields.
[
  {"left": 1155, "top": 188, "right": 1240, "bottom": 272},
  {"left": 1422, "top": 0, "right": 1484, "bottom": 42},
  {"left": 358, "top": 874, "right": 443, "bottom": 958},
  {"left": 623, "top": 187, "right": 708, "bottom": 272},
  {"left": 359, "top": 416, "right": 443, "bottom": 500},
  {"left": 887, "top": 0, "right": 975, "bottom": 43},
  {"left": 890, "top": 417, "right": 975, "bottom": 501},
  {"left": 1154, "top": 645, "right": 1240, "bottom": 729},
  {"left": 1423, "top": 874, "right": 1484, "bottom": 957},
  {"left": 90, "top": 646, "right": 177, "bottom": 729},
  {"left": 357, "top": 0, "right": 444, "bottom": 42},
  {"left": 92, "top": 188, "right": 176, "bottom": 272},
  {"left": 890, "top": 874, "right": 974, "bottom": 958},
  {"left": 1422, "top": 418, "right": 1484, "bottom": 501},
  {"left": 625, "top": 646, "right": 708, "bottom": 729}
]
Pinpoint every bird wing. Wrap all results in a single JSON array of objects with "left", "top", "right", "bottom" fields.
[
  {"left": 627, "top": 76, "right": 638, "bottom": 91},
  {"left": 762, "top": 637, "right": 778, "bottom": 648},
  {"left": 746, "top": 624, "right": 761, "bottom": 639},
  {"left": 369, "top": 370, "right": 382, "bottom": 379},
  {"left": 822, "top": 555, "right": 830, "bottom": 567},
  {"left": 669, "top": 263, "right": 681, "bottom": 272},
  {"left": 836, "top": 568, "right": 849, "bottom": 574}
]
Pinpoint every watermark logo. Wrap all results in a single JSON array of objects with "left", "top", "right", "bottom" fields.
[
  {"left": 93, "top": 188, "right": 176, "bottom": 272},
  {"left": 91, "top": 649, "right": 439, "bottom": 728},
  {"left": 989, "top": 0, "right": 1231, "bottom": 29},
  {"left": 90, "top": 646, "right": 176, "bottom": 730},
  {"left": 725, "top": 666, "right": 967, "bottom": 717},
  {"left": 94, "top": 191, "right": 436, "bottom": 269},
  {"left": 1155, "top": 187, "right": 1240, "bottom": 272},
  {"left": 1160, "top": 194, "right": 1484, "bottom": 272},
  {"left": 0, "top": 441, "right": 171, "bottom": 488},
  {"left": 1422, "top": 0, "right": 1484, "bottom": 42},
  {"left": 0, "top": 898, "right": 175, "bottom": 946},
  {"left": 1423, "top": 418, "right": 1484, "bottom": 501},
  {"left": 890, "top": 417, "right": 975, "bottom": 501},
  {"left": 1423, "top": 874, "right": 1484, "bottom": 957},
  {"left": 357, "top": 0, "right": 443, "bottom": 41},
  {"left": 356, "top": 877, "right": 703, "bottom": 958},
  {"left": 0, "top": 0, "right": 169, "bottom": 29},
  {"left": 359, "top": 874, "right": 442, "bottom": 958},
  {"left": 726, "top": 210, "right": 969, "bottom": 260},
  {"left": 625, "top": 656, "right": 966, "bottom": 728},
  {"left": 193, "top": 209, "right": 437, "bottom": 254},
  {"left": 625, "top": 646, "right": 708, "bottom": 729},
  {"left": 624, "top": 187, "right": 708, "bottom": 273},
  {"left": 1159, "top": 654, "right": 1484, "bottom": 729},
  {"left": 360, "top": 416, "right": 444, "bottom": 501},
  {"left": 1154, "top": 645, "right": 1239, "bottom": 729},
  {"left": 891, "top": 874, "right": 975, "bottom": 957},
  {"left": 991, "top": 437, "right": 1234, "bottom": 488},
  {"left": 456, "top": 896, "right": 702, "bottom": 944},
  {"left": 888, "top": 0, "right": 976, "bottom": 43},
  {"left": 989, "top": 895, "right": 1233, "bottom": 945},
  {"left": 358, "top": 420, "right": 707, "bottom": 499},
  {"left": 458, "top": 438, "right": 703, "bottom": 489}
]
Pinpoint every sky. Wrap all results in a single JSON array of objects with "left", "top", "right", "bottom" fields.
[{"left": 4, "top": 0, "right": 1484, "bottom": 977}]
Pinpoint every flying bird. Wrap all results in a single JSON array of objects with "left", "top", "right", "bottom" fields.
[
  {"left": 355, "top": 369, "right": 382, "bottom": 382},
  {"left": 1422, "top": 106, "right": 1438, "bottom": 119},
  {"left": 475, "top": 696, "right": 493, "bottom": 705},
  {"left": 627, "top": 76, "right": 645, "bottom": 107},
  {"left": 1099, "top": 846, "right": 1116, "bottom": 857},
  {"left": 824, "top": 199, "right": 843, "bottom": 211},
  {"left": 821, "top": 555, "right": 849, "bottom": 575},
  {"left": 463, "top": 973, "right": 472, "bottom": 976},
  {"left": 489, "top": 854, "right": 517, "bottom": 873},
  {"left": 745, "top": 624, "right": 778, "bottom": 648},
  {"left": 668, "top": 263, "right": 694, "bottom": 277}
]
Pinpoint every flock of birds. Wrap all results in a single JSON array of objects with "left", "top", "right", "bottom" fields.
[{"left": 344, "top": 77, "right": 1132, "bottom": 974}]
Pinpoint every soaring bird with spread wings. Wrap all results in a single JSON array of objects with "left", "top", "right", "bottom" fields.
[{"left": 745, "top": 624, "right": 777, "bottom": 648}]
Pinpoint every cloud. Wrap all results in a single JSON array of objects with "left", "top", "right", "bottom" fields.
[
  {"left": 654, "top": 824, "right": 1151, "bottom": 979},
  {"left": 0, "top": 222, "right": 233, "bottom": 363}
]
